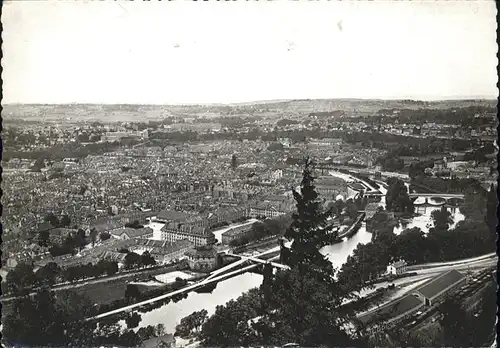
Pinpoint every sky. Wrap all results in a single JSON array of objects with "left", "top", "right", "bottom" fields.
[{"left": 2, "top": 0, "right": 498, "bottom": 105}]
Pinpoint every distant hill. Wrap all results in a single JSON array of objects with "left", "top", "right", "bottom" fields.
[{"left": 2, "top": 98, "right": 496, "bottom": 123}]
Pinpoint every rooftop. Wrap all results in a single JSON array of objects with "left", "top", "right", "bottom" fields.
[
  {"left": 360, "top": 294, "right": 423, "bottom": 325},
  {"left": 157, "top": 209, "right": 191, "bottom": 222},
  {"left": 416, "top": 269, "right": 465, "bottom": 300},
  {"left": 185, "top": 245, "right": 218, "bottom": 258},
  {"left": 222, "top": 224, "right": 254, "bottom": 237},
  {"left": 389, "top": 260, "right": 407, "bottom": 268},
  {"left": 315, "top": 176, "right": 347, "bottom": 186},
  {"left": 110, "top": 227, "right": 153, "bottom": 239}
]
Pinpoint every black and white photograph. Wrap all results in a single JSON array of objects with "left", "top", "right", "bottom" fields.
[{"left": 1, "top": 1, "right": 498, "bottom": 347}]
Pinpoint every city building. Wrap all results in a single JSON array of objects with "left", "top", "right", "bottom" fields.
[
  {"left": 412, "top": 269, "right": 466, "bottom": 306},
  {"left": 249, "top": 201, "right": 292, "bottom": 219},
  {"left": 49, "top": 228, "right": 78, "bottom": 244},
  {"left": 210, "top": 206, "right": 249, "bottom": 226},
  {"left": 96, "top": 250, "right": 128, "bottom": 264},
  {"left": 360, "top": 294, "right": 425, "bottom": 333},
  {"left": 155, "top": 210, "right": 192, "bottom": 224},
  {"left": 160, "top": 223, "right": 216, "bottom": 246},
  {"left": 347, "top": 182, "right": 366, "bottom": 198},
  {"left": 185, "top": 246, "right": 219, "bottom": 272},
  {"left": 221, "top": 224, "right": 255, "bottom": 245},
  {"left": 110, "top": 227, "right": 154, "bottom": 240},
  {"left": 89, "top": 220, "right": 124, "bottom": 235},
  {"left": 132, "top": 239, "right": 194, "bottom": 264},
  {"left": 315, "top": 176, "right": 348, "bottom": 199},
  {"left": 386, "top": 260, "right": 408, "bottom": 276}
]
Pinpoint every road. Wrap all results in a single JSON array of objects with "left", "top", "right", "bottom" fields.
[
  {"left": 407, "top": 252, "right": 497, "bottom": 270},
  {"left": 412, "top": 258, "right": 497, "bottom": 276}
]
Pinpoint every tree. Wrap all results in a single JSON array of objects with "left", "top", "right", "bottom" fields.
[
  {"left": 106, "top": 261, "right": 119, "bottom": 276},
  {"left": 176, "top": 309, "right": 209, "bottom": 338},
  {"left": 337, "top": 241, "right": 388, "bottom": 293},
  {"left": 124, "top": 252, "right": 142, "bottom": 269},
  {"left": 125, "top": 220, "right": 144, "bottom": 229},
  {"left": 3, "top": 289, "right": 101, "bottom": 347},
  {"left": 438, "top": 297, "right": 475, "bottom": 346},
  {"left": 69, "top": 230, "right": 86, "bottom": 250},
  {"left": 345, "top": 199, "right": 359, "bottom": 220},
  {"left": 332, "top": 199, "right": 345, "bottom": 223},
  {"left": 38, "top": 229, "right": 50, "bottom": 247},
  {"left": 125, "top": 312, "right": 142, "bottom": 329},
  {"left": 258, "top": 267, "right": 364, "bottom": 347},
  {"left": 60, "top": 215, "right": 71, "bottom": 227},
  {"left": 472, "top": 281, "right": 497, "bottom": 345},
  {"left": 393, "top": 227, "right": 427, "bottom": 264},
  {"left": 431, "top": 206, "right": 454, "bottom": 232},
  {"left": 261, "top": 263, "right": 274, "bottom": 308},
  {"left": 155, "top": 324, "right": 166, "bottom": 337},
  {"left": 99, "top": 232, "right": 111, "bottom": 241},
  {"left": 385, "top": 178, "right": 413, "bottom": 213},
  {"left": 90, "top": 228, "right": 98, "bottom": 246},
  {"left": 140, "top": 251, "right": 157, "bottom": 267},
  {"left": 125, "top": 284, "right": 141, "bottom": 301},
  {"left": 35, "top": 262, "right": 60, "bottom": 287},
  {"left": 201, "top": 291, "right": 261, "bottom": 346},
  {"left": 282, "top": 157, "right": 338, "bottom": 280},
  {"left": 6, "top": 262, "right": 36, "bottom": 294},
  {"left": 253, "top": 158, "right": 362, "bottom": 346},
  {"left": 231, "top": 154, "right": 237, "bottom": 170},
  {"left": 44, "top": 213, "right": 60, "bottom": 227}
]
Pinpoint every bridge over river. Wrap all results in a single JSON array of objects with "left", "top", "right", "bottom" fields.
[{"left": 87, "top": 243, "right": 292, "bottom": 322}]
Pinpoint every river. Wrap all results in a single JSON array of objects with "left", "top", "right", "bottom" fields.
[{"left": 131, "top": 173, "right": 464, "bottom": 334}]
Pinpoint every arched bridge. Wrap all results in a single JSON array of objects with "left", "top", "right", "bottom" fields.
[
  {"left": 407, "top": 193, "right": 465, "bottom": 199},
  {"left": 408, "top": 193, "right": 465, "bottom": 206}
]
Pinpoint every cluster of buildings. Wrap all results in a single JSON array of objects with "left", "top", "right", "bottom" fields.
[{"left": 428, "top": 156, "right": 494, "bottom": 181}]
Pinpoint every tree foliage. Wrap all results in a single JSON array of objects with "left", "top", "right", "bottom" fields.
[
  {"left": 282, "top": 157, "right": 338, "bottom": 280},
  {"left": 431, "top": 206, "right": 454, "bottom": 232},
  {"left": 125, "top": 284, "right": 141, "bottom": 301},
  {"left": 6, "top": 262, "right": 36, "bottom": 295},
  {"left": 175, "top": 309, "right": 209, "bottom": 338},
  {"left": 385, "top": 178, "right": 414, "bottom": 213}
]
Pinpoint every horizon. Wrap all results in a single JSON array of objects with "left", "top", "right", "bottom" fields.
[
  {"left": 3, "top": 96, "right": 498, "bottom": 108},
  {"left": 3, "top": 1, "right": 498, "bottom": 104}
]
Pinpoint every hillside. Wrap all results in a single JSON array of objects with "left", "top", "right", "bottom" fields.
[{"left": 2, "top": 99, "right": 496, "bottom": 123}]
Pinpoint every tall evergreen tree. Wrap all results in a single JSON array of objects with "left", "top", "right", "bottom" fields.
[{"left": 282, "top": 157, "right": 338, "bottom": 281}]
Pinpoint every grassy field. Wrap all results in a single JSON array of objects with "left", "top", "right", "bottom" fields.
[{"left": 1, "top": 263, "right": 189, "bottom": 318}]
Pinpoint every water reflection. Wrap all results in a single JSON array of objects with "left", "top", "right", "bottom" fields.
[
  {"left": 394, "top": 206, "right": 465, "bottom": 235},
  {"left": 320, "top": 226, "right": 373, "bottom": 271},
  {"left": 135, "top": 273, "right": 264, "bottom": 332}
]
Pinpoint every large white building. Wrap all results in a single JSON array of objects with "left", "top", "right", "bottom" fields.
[
  {"left": 386, "top": 260, "right": 408, "bottom": 276},
  {"left": 160, "top": 223, "right": 215, "bottom": 246}
]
